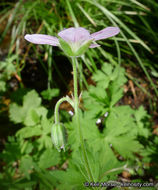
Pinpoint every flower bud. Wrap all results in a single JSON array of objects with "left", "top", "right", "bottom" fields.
[{"left": 51, "top": 123, "right": 67, "bottom": 152}]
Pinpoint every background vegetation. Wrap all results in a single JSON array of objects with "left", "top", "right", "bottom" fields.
[{"left": 0, "top": 0, "right": 158, "bottom": 189}]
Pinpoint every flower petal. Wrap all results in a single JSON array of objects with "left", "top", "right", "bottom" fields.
[
  {"left": 24, "top": 34, "right": 59, "bottom": 46},
  {"left": 58, "top": 27, "right": 91, "bottom": 43},
  {"left": 91, "top": 27, "right": 120, "bottom": 41},
  {"left": 89, "top": 43, "right": 100, "bottom": 48}
]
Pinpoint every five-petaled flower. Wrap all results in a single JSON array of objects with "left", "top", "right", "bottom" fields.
[{"left": 25, "top": 27, "right": 120, "bottom": 57}]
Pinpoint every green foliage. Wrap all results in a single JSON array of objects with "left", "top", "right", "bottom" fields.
[
  {"left": 20, "top": 155, "right": 34, "bottom": 180},
  {"left": 0, "top": 90, "right": 61, "bottom": 189},
  {"left": 0, "top": 55, "right": 17, "bottom": 92},
  {"left": 38, "top": 149, "right": 60, "bottom": 169},
  {"left": 1, "top": 63, "right": 157, "bottom": 189},
  {"left": 81, "top": 63, "right": 152, "bottom": 161},
  {"left": 1, "top": 0, "right": 158, "bottom": 189},
  {"left": 9, "top": 90, "right": 47, "bottom": 125},
  {"left": 83, "top": 63, "right": 127, "bottom": 118},
  {"left": 55, "top": 63, "right": 155, "bottom": 188},
  {"left": 41, "top": 88, "right": 60, "bottom": 100}
]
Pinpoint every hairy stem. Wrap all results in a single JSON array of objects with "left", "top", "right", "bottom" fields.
[
  {"left": 54, "top": 96, "right": 74, "bottom": 124},
  {"left": 48, "top": 46, "right": 52, "bottom": 89},
  {"left": 72, "top": 57, "right": 94, "bottom": 182}
]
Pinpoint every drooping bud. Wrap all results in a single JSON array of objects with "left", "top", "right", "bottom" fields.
[{"left": 51, "top": 123, "right": 67, "bottom": 152}]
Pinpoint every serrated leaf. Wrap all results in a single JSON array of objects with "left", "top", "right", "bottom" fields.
[
  {"left": 38, "top": 149, "right": 60, "bottom": 169},
  {"left": 21, "top": 140, "right": 33, "bottom": 154},
  {"left": 0, "top": 81, "right": 6, "bottom": 92},
  {"left": 16, "top": 125, "right": 42, "bottom": 139},
  {"left": 102, "top": 106, "right": 144, "bottom": 158},
  {"left": 37, "top": 133, "right": 52, "bottom": 150},
  {"left": 83, "top": 64, "right": 127, "bottom": 120},
  {"left": 82, "top": 86, "right": 109, "bottom": 119},
  {"left": 9, "top": 103, "right": 24, "bottom": 123},
  {"left": 98, "top": 144, "right": 124, "bottom": 181},
  {"left": 106, "top": 106, "right": 134, "bottom": 134},
  {"left": 102, "top": 63, "right": 113, "bottom": 75},
  {"left": 135, "top": 106, "right": 147, "bottom": 122},
  {"left": 51, "top": 169, "right": 86, "bottom": 190},
  {"left": 41, "top": 88, "right": 60, "bottom": 100},
  {"left": 92, "top": 63, "right": 126, "bottom": 90},
  {"left": 41, "top": 117, "right": 52, "bottom": 134},
  {"left": 92, "top": 63, "right": 113, "bottom": 89},
  {"left": 112, "top": 135, "right": 143, "bottom": 158},
  {"left": 9, "top": 90, "right": 46, "bottom": 125},
  {"left": 20, "top": 155, "right": 34, "bottom": 180},
  {"left": 24, "top": 109, "right": 40, "bottom": 126},
  {"left": 109, "top": 83, "right": 124, "bottom": 107},
  {"left": 0, "top": 137, "right": 21, "bottom": 164},
  {"left": 65, "top": 111, "right": 100, "bottom": 151},
  {"left": 23, "top": 90, "right": 41, "bottom": 109},
  {"left": 134, "top": 106, "right": 149, "bottom": 138}
]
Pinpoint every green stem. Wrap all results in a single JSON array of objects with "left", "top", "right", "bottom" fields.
[
  {"left": 72, "top": 57, "right": 94, "bottom": 182},
  {"left": 54, "top": 96, "right": 74, "bottom": 124},
  {"left": 48, "top": 46, "right": 52, "bottom": 89}
]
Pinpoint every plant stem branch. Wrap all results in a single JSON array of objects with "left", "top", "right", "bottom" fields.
[{"left": 54, "top": 96, "right": 74, "bottom": 124}]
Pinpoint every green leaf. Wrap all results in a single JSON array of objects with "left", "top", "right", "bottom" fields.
[
  {"left": 0, "top": 55, "right": 17, "bottom": 92},
  {"left": 92, "top": 63, "right": 113, "bottom": 89},
  {"left": 107, "top": 106, "right": 134, "bottom": 131},
  {"left": 134, "top": 106, "right": 150, "bottom": 138},
  {"left": 16, "top": 125, "right": 42, "bottom": 139},
  {"left": 103, "top": 106, "right": 143, "bottom": 158},
  {"left": 65, "top": 111, "right": 100, "bottom": 151},
  {"left": 51, "top": 164, "right": 86, "bottom": 190},
  {"left": 135, "top": 106, "right": 147, "bottom": 122},
  {"left": 20, "top": 155, "right": 34, "bottom": 180},
  {"left": 0, "top": 136, "right": 21, "bottom": 164},
  {"left": 82, "top": 85, "right": 109, "bottom": 119},
  {"left": 36, "top": 118, "right": 54, "bottom": 150},
  {"left": 109, "top": 83, "right": 124, "bottom": 107},
  {"left": 98, "top": 144, "right": 124, "bottom": 181},
  {"left": 9, "top": 103, "right": 24, "bottom": 123},
  {"left": 0, "top": 81, "right": 6, "bottom": 92},
  {"left": 38, "top": 149, "right": 60, "bottom": 169},
  {"left": 9, "top": 90, "right": 47, "bottom": 126},
  {"left": 23, "top": 90, "right": 41, "bottom": 109},
  {"left": 52, "top": 143, "right": 123, "bottom": 189},
  {"left": 24, "top": 109, "right": 40, "bottom": 126},
  {"left": 20, "top": 140, "right": 33, "bottom": 155},
  {"left": 82, "top": 64, "right": 127, "bottom": 119},
  {"left": 41, "top": 88, "right": 60, "bottom": 100},
  {"left": 112, "top": 135, "right": 143, "bottom": 158}
]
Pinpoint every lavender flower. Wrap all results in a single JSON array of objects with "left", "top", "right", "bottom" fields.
[{"left": 25, "top": 27, "right": 120, "bottom": 56}]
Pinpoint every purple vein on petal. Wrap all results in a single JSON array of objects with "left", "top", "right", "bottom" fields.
[
  {"left": 58, "top": 27, "right": 91, "bottom": 43},
  {"left": 24, "top": 34, "right": 59, "bottom": 46},
  {"left": 91, "top": 27, "right": 120, "bottom": 41},
  {"left": 89, "top": 43, "right": 100, "bottom": 48}
]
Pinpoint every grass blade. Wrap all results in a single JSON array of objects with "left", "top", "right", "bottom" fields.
[{"left": 83, "top": 0, "right": 152, "bottom": 53}]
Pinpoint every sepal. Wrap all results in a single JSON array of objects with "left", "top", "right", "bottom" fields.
[
  {"left": 59, "top": 38, "right": 74, "bottom": 57},
  {"left": 51, "top": 123, "right": 67, "bottom": 152},
  {"left": 74, "top": 40, "right": 93, "bottom": 56}
]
